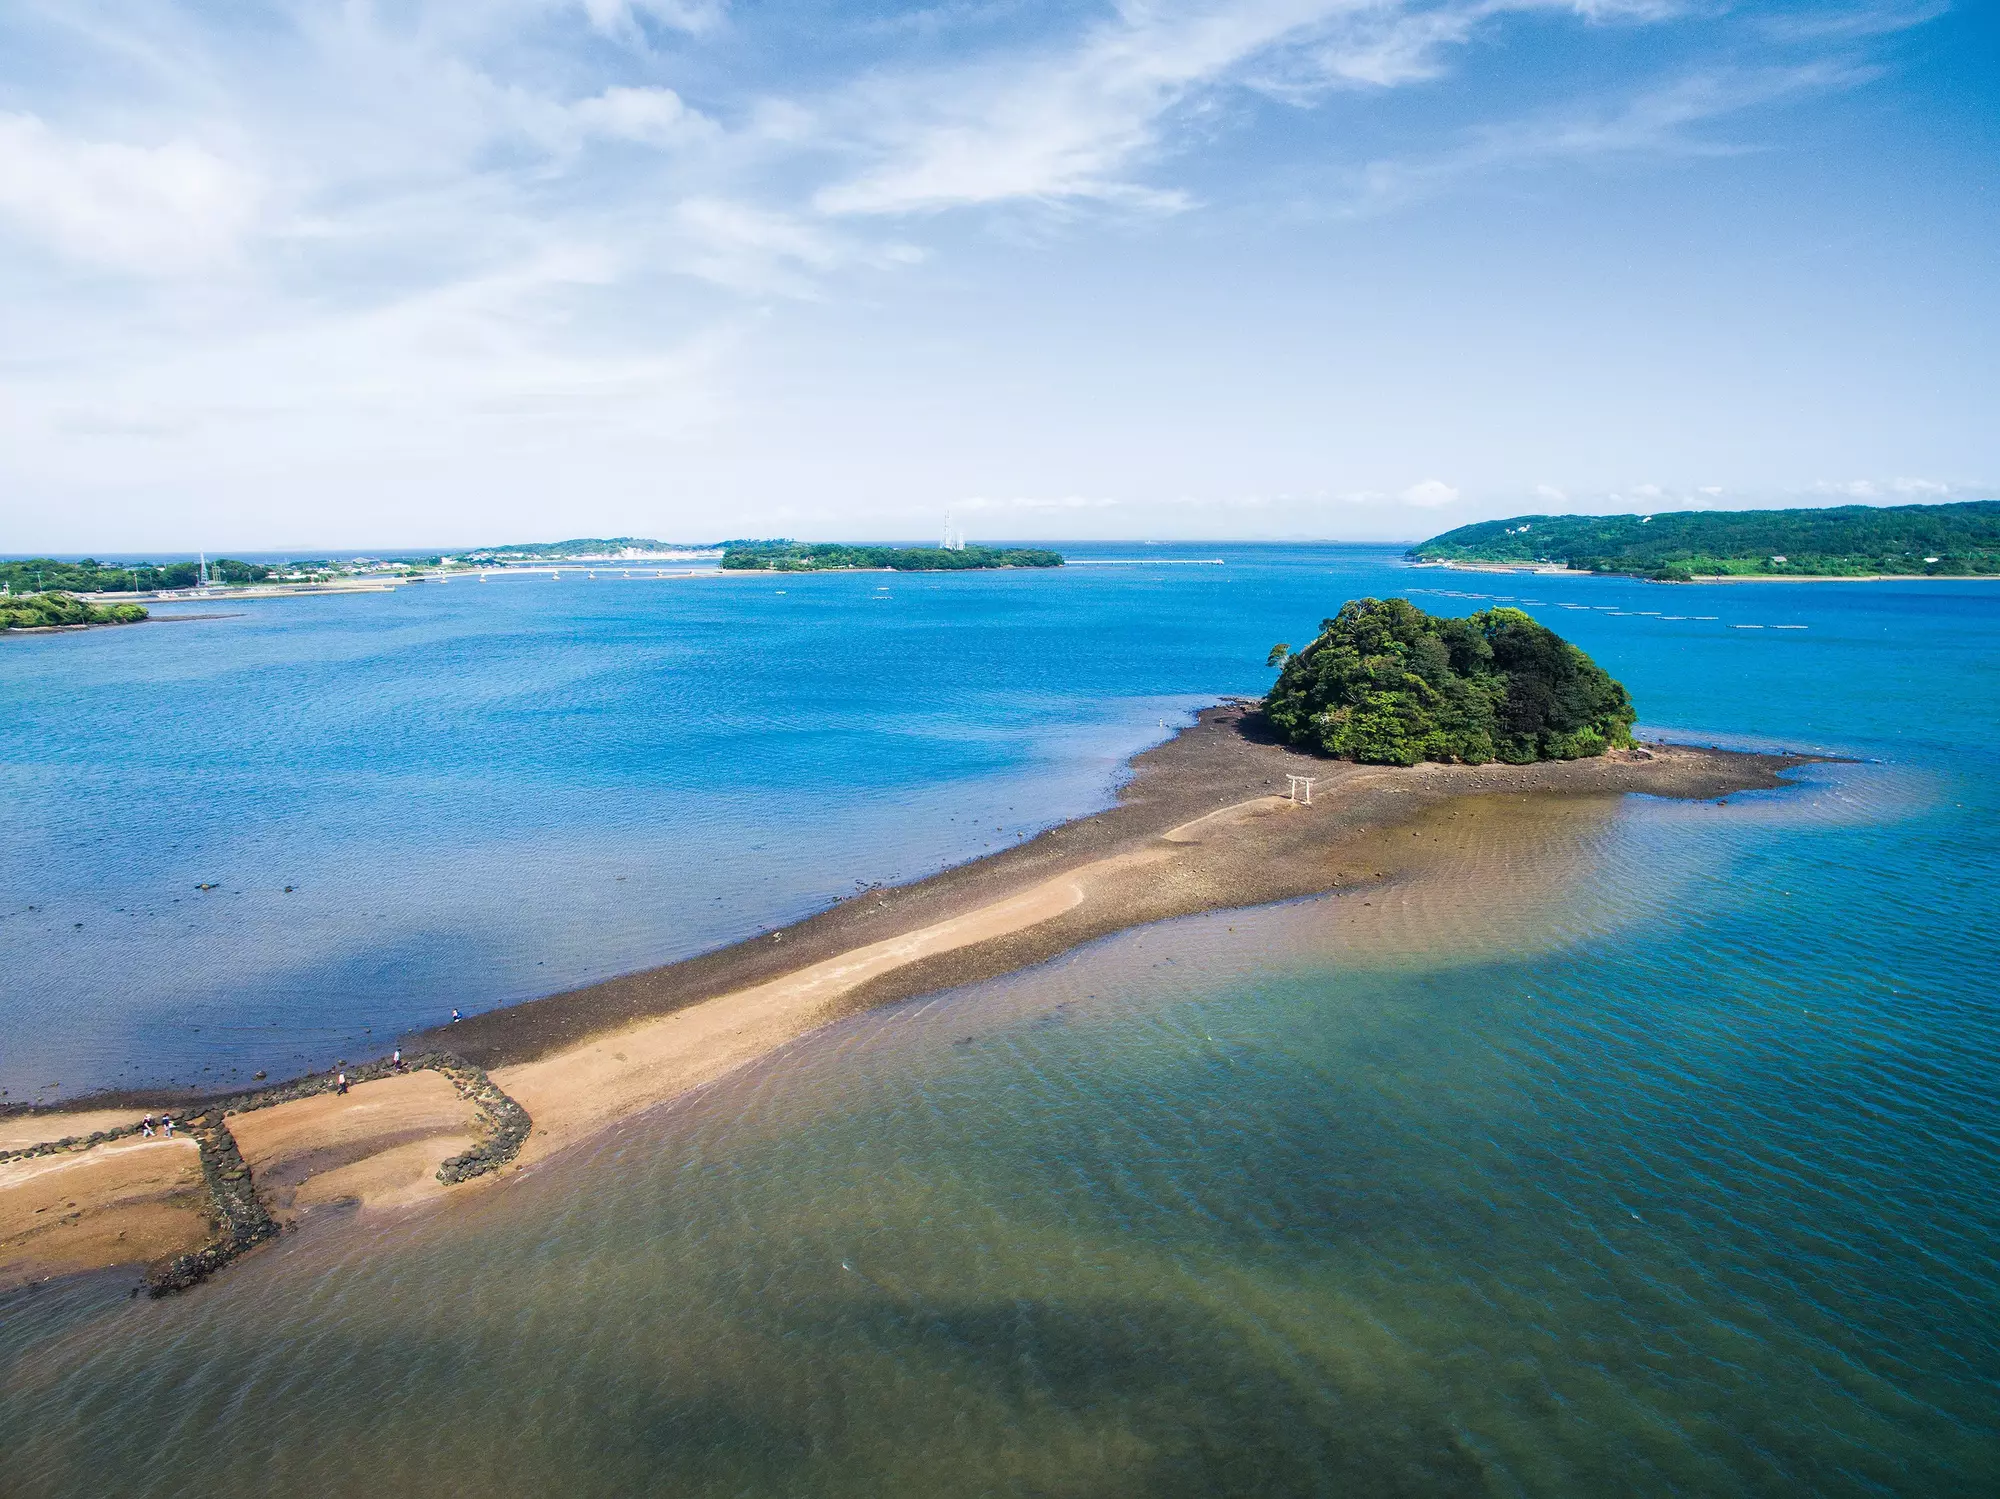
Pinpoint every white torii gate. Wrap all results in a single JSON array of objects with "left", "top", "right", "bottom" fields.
[{"left": 1286, "top": 774, "right": 1317, "bottom": 805}]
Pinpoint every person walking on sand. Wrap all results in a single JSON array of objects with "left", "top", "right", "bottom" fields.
[
  {"left": 141, "top": 1115, "right": 155, "bottom": 1138},
  {"left": 336, "top": 1071, "right": 348, "bottom": 1095},
  {"left": 392, "top": 1048, "right": 403, "bottom": 1071},
  {"left": 161, "top": 1114, "right": 173, "bottom": 1138}
]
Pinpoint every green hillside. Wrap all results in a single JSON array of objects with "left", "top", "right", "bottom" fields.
[{"left": 1408, "top": 500, "right": 2000, "bottom": 580}]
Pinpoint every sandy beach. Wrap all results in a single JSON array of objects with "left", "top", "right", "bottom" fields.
[{"left": 0, "top": 706, "right": 1811, "bottom": 1291}]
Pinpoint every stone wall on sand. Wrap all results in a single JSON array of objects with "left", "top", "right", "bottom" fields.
[{"left": 0, "top": 1052, "right": 534, "bottom": 1297}]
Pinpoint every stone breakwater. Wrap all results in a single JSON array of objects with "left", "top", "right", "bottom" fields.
[
  {"left": 145, "top": 1112, "right": 279, "bottom": 1296},
  {"left": 434, "top": 1066, "right": 532, "bottom": 1185},
  {"left": 0, "top": 1051, "right": 534, "bottom": 1296}
]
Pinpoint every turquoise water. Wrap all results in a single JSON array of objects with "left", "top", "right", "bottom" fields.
[{"left": 4, "top": 548, "right": 1998, "bottom": 1494}]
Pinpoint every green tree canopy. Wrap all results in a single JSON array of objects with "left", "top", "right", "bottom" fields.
[
  {"left": 2, "top": 592, "right": 149, "bottom": 631},
  {"left": 1263, "top": 597, "right": 1635, "bottom": 766},
  {"left": 1407, "top": 499, "right": 2000, "bottom": 578}
]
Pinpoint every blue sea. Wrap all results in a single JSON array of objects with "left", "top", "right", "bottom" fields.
[{"left": 3, "top": 544, "right": 1997, "bottom": 1495}]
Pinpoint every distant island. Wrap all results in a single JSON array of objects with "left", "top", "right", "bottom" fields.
[
  {"left": 0, "top": 537, "right": 1061, "bottom": 600},
  {"left": 1409, "top": 500, "right": 2000, "bottom": 580},
  {"left": 1263, "top": 597, "right": 1635, "bottom": 765},
  {"left": 458, "top": 538, "right": 718, "bottom": 564},
  {"left": 2, "top": 592, "right": 149, "bottom": 632},
  {"left": 720, "top": 542, "right": 1064, "bottom": 572}
]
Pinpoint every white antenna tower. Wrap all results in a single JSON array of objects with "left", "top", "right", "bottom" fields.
[
  {"left": 198, "top": 551, "right": 209, "bottom": 587},
  {"left": 941, "top": 514, "right": 966, "bottom": 552}
]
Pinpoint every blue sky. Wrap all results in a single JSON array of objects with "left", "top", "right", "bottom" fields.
[{"left": 0, "top": 0, "right": 1992, "bottom": 549}]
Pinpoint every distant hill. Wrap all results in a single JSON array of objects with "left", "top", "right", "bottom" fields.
[{"left": 1408, "top": 501, "right": 2000, "bottom": 580}]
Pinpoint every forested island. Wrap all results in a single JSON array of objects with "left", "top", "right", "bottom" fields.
[
  {"left": 1409, "top": 500, "right": 2000, "bottom": 579},
  {"left": 2, "top": 592, "right": 149, "bottom": 631},
  {"left": 1263, "top": 598, "right": 1635, "bottom": 765},
  {"left": 720, "top": 542, "right": 1064, "bottom": 572}
]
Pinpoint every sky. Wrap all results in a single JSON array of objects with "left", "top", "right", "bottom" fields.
[{"left": 0, "top": 0, "right": 1994, "bottom": 550}]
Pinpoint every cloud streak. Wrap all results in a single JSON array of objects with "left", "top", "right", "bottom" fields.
[
  {"left": 813, "top": 0, "right": 1683, "bottom": 216},
  {"left": 1346, "top": 58, "right": 1874, "bottom": 213}
]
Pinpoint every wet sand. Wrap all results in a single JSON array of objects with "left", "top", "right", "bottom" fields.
[
  {"left": 0, "top": 707, "right": 1812, "bottom": 1285},
  {"left": 0, "top": 1136, "right": 208, "bottom": 1289},
  {"left": 228, "top": 1072, "right": 485, "bottom": 1220}
]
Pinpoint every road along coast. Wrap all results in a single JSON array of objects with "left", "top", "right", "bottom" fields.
[{"left": 0, "top": 705, "right": 1814, "bottom": 1293}]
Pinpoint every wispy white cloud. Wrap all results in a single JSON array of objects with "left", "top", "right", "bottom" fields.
[
  {"left": 815, "top": 1, "right": 1680, "bottom": 216},
  {"left": 571, "top": 85, "right": 718, "bottom": 146},
  {"left": 957, "top": 493, "right": 1123, "bottom": 511},
  {"left": 1806, "top": 476, "right": 1957, "bottom": 500},
  {"left": 1400, "top": 478, "right": 1460, "bottom": 506},
  {"left": 668, "top": 197, "right": 847, "bottom": 293},
  {"left": 1758, "top": 0, "right": 1948, "bottom": 43},
  {"left": 1349, "top": 58, "right": 1871, "bottom": 212},
  {"left": 0, "top": 112, "right": 259, "bottom": 273},
  {"left": 577, "top": 0, "right": 729, "bottom": 39}
]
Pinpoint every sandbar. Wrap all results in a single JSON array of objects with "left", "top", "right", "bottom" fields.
[{"left": 1, "top": 706, "right": 1814, "bottom": 1286}]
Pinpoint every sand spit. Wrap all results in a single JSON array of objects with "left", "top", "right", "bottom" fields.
[
  {"left": 0, "top": 706, "right": 1812, "bottom": 1289},
  {"left": 486, "top": 711, "right": 1806, "bottom": 1166}
]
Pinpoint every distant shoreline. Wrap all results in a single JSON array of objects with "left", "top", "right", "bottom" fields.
[{"left": 1414, "top": 560, "right": 2000, "bottom": 583}]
